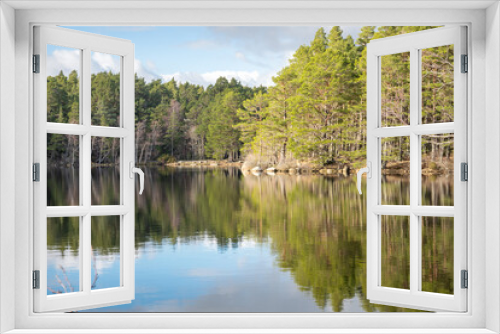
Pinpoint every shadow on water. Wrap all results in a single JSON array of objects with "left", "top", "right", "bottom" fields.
[{"left": 46, "top": 167, "right": 454, "bottom": 312}]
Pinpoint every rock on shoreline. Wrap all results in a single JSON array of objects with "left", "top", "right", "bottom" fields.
[{"left": 164, "top": 159, "right": 453, "bottom": 177}]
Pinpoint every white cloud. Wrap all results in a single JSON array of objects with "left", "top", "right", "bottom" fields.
[
  {"left": 47, "top": 49, "right": 121, "bottom": 76},
  {"left": 47, "top": 47, "right": 162, "bottom": 83},
  {"left": 235, "top": 52, "right": 246, "bottom": 60},
  {"left": 46, "top": 48, "right": 80, "bottom": 77},
  {"left": 135, "top": 59, "right": 161, "bottom": 82},
  {"left": 47, "top": 49, "right": 274, "bottom": 87},
  {"left": 91, "top": 52, "right": 120, "bottom": 74},
  {"left": 162, "top": 70, "right": 273, "bottom": 88}
]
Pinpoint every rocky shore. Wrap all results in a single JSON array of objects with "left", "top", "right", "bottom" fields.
[{"left": 166, "top": 159, "right": 454, "bottom": 176}]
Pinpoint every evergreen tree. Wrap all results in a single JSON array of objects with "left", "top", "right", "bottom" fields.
[{"left": 46, "top": 26, "right": 452, "bottom": 168}]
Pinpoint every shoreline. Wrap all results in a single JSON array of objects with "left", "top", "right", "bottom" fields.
[
  {"left": 48, "top": 160, "right": 454, "bottom": 176},
  {"left": 165, "top": 160, "right": 453, "bottom": 176}
]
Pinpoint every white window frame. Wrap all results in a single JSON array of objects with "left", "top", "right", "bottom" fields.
[{"left": 1, "top": 2, "right": 498, "bottom": 333}]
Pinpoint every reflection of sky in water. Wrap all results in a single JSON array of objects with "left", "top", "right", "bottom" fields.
[
  {"left": 91, "top": 251, "right": 121, "bottom": 290},
  {"left": 47, "top": 248, "right": 80, "bottom": 294},
  {"left": 47, "top": 247, "right": 121, "bottom": 294},
  {"left": 78, "top": 236, "right": 364, "bottom": 312}
]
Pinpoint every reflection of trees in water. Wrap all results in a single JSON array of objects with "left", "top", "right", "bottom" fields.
[
  {"left": 91, "top": 167, "right": 120, "bottom": 205},
  {"left": 47, "top": 167, "right": 454, "bottom": 312},
  {"left": 239, "top": 173, "right": 415, "bottom": 312},
  {"left": 47, "top": 168, "right": 80, "bottom": 206},
  {"left": 381, "top": 216, "right": 410, "bottom": 290},
  {"left": 381, "top": 174, "right": 454, "bottom": 207},
  {"left": 381, "top": 175, "right": 410, "bottom": 205},
  {"left": 422, "top": 175, "right": 454, "bottom": 206},
  {"left": 47, "top": 166, "right": 122, "bottom": 206},
  {"left": 421, "top": 217, "right": 454, "bottom": 294},
  {"left": 240, "top": 174, "right": 366, "bottom": 311},
  {"left": 47, "top": 265, "right": 76, "bottom": 294}
]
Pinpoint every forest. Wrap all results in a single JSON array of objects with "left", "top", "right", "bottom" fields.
[{"left": 47, "top": 26, "right": 454, "bottom": 169}]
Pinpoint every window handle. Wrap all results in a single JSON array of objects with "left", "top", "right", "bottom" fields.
[
  {"left": 129, "top": 162, "right": 144, "bottom": 195},
  {"left": 357, "top": 162, "right": 371, "bottom": 195}
]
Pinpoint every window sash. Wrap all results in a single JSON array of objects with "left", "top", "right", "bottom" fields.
[
  {"left": 366, "top": 26, "right": 467, "bottom": 312},
  {"left": 32, "top": 25, "right": 136, "bottom": 313}
]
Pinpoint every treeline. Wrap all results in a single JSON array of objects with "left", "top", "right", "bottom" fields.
[
  {"left": 47, "top": 26, "right": 454, "bottom": 168},
  {"left": 47, "top": 71, "right": 265, "bottom": 164},
  {"left": 238, "top": 26, "right": 454, "bottom": 168}
]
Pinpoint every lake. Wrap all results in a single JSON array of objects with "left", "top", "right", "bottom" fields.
[{"left": 46, "top": 167, "right": 454, "bottom": 312}]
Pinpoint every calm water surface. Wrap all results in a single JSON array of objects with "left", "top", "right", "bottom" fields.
[{"left": 46, "top": 167, "right": 454, "bottom": 312}]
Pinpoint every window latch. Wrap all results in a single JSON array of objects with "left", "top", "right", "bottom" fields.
[
  {"left": 129, "top": 162, "right": 144, "bottom": 195},
  {"left": 357, "top": 162, "right": 371, "bottom": 195}
]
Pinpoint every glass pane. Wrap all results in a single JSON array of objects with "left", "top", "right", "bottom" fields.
[
  {"left": 381, "top": 52, "right": 410, "bottom": 127},
  {"left": 91, "top": 52, "right": 121, "bottom": 127},
  {"left": 421, "top": 45, "right": 454, "bottom": 124},
  {"left": 47, "top": 217, "right": 80, "bottom": 294},
  {"left": 381, "top": 215, "right": 410, "bottom": 290},
  {"left": 422, "top": 133, "right": 454, "bottom": 206},
  {"left": 381, "top": 137, "right": 410, "bottom": 205},
  {"left": 91, "top": 216, "right": 121, "bottom": 290},
  {"left": 47, "top": 133, "right": 80, "bottom": 206},
  {"left": 421, "top": 216, "right": 454, "bottom": 294},
  {"left": 91, "top": 137, "right": 120, "bottom": 205},
  {"left": 47, "top": 45, "right": 81, "bottom": 124}
]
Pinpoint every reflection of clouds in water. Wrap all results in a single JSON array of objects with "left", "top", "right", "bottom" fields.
[
  {"left": 179, "top": 235, "right": 261, "bottom": 249},
  {"left": 125, "top": 280, "right": 367, "bottom": 313},
  {"left": 47, "top": 249, "right": 119, "bottom": 271},
  {"left": 93, "top": 253, "right": 119, "bottom": 271},
  {"left": 104, "top": 265, "right": 333, "bottom": 313},
  {"left": 186, "top": 268, "right": 221, "bottom": 277},
  {"left": 236, "top": 257, "right": 247, "bottom": 269},
  {"left": 135, "top": 241, "right": 163, "bottom": 260},
  {"left": 341, "top": 293, "right": 370, "bottom": 313},
  {"left": 83, "top": 238, "right": 340, "bottom": 312},
  {"left": 47, "top": 249, "right": 79, "bottom": 270}
]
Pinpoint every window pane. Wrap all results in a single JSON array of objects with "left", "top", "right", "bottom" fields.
[
  {"left": 381, "top": 215, "right": 410, "bottom": 290},
  {"left": 47, "top": 133, "right": 80, "bottom": 206},
  {"left": 91, "top": 137, "right": 120, "bottom": 206},
  {"left": 47, "top": 45, "right": 80, "bottom": 124},
  {"left": 422, "top": 134, "right": 454, "bottom": 206},
  {"left": 91, "top": 52, "right": 121, "bottom": 127},
  {"left": 421, "top": 216, "right": 454, "bottom": 294},
  {"left": 91, "top": 216, "right": 121, "bottom": 290},
  {"left": 421, "top": 45, "right": 454, "bottom": 124},
  {"left": 381, "top": 137, "right": 410, "bottom": 205},
  {"left": 381, "top": 52, "right": 410, "bottom": 127},
  {"left": 47, "top": 217, "right": 80, "bottom": 294}
]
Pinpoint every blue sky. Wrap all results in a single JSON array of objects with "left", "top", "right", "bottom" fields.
[{"left": 54, "top": 26, "right": 362, "bottom": 87}]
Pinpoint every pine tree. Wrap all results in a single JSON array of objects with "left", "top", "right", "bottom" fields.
[{"left": 236, "top": 92, "right": 269, "bottom": 164}]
